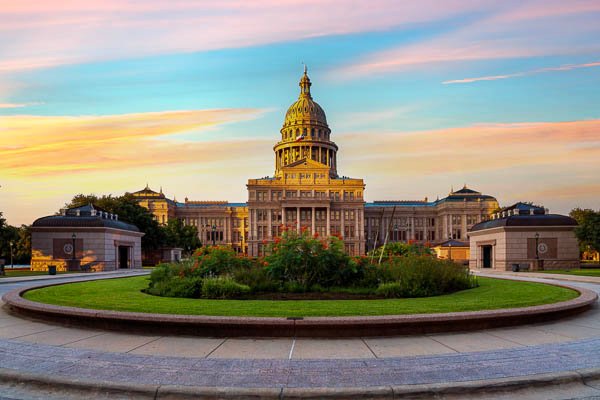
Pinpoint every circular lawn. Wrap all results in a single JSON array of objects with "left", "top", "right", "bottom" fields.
[{"left": 21, "top": 276, "right": 579, "bottom": 318}]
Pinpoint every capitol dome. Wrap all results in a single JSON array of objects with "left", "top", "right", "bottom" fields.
[{"left": 283, "top": 66, "right": 328, "bottom": 128}]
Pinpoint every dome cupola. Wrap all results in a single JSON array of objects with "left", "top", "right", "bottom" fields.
[{"left": 273, "top": 66, "right": 338, "bottom": 178}]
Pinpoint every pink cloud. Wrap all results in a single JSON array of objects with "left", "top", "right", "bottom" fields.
[
  {"left": 0, "top": 0, "right": 494, "bottom": 72},
  {"left": 334, "top": 0, "right": 600, "bottom": 79}
]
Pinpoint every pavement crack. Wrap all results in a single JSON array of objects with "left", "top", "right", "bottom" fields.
[
  {"left": 125, "top": 336, "right": 164, "bottom": 353},
  {"left": 426, "top": 335, "right": 460, "bottom": 353},
  {"left": 154, "top": 384, "right": 161, "bottom": 400},
  {"left": 361, "top": 337, "right": 378, "bottom": 358},
  {"left": 204, "top": 337, "right": 227, "bottom": 358}
]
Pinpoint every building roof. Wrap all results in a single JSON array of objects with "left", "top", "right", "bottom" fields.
[
  {"left": 366, "top": 185, "right": 496, "bottom": 208},
  {"left": 435, "top": 239, "right": 470, "bottom": 247},
  {"left": 469, "top": 214, "right": 577, "bottom": 232},
  {"left": 176, "top": 202, "right": 247, "bottom": 208},
  {"left": 32, "top": 204, "right": 140, "bottom": 232}
]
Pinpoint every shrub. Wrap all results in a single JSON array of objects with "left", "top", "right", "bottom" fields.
[
  {"left": 375, "top": 282, "right": 404, "bottom": 298},
  {"left": 145, "top": 262, "right": 202, "bottom": 298},
  {"left": 378, "top": 255, "right": 477, "bottom": 297},
  {"left": 201, "top": 277, "right": 251, "bottom": 299},
  {"left": 368, "top": 242, "right": 434, "bottom": 260},
  {"left": 232, "top": 266, "right": 279, "bottom": 293},
  {"left": 192, "top": 246, "right": 250, "bottom": 277},
  {"left": 265, "top": 229, "right": 356, "bottom": 289}
]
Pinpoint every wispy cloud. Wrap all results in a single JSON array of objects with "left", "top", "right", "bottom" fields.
[
  {"left": 0, "top": 0, "right": 492, "bottom": 73},
  {"left": 443, "top": 60, "right": 600, "bottom": 84},
  {"left": 0, "top": 108, "right": 266, "bottom": 177},
  {"left": 0, "top": 102, "right": 41, "bottom": 108},
  {"left": 334, "top": 0, "right": 600, "bottom": 79}
]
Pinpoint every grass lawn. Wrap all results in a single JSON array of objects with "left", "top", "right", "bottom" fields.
[
  {"left": 0, "top": 270, "right": 70, "bottom": 278},
  {"left": 539, "top": 269, "right": 600, "bottom": 277},
  {"left": 22, "top": 276, "right": 579, "bottom": 317}
]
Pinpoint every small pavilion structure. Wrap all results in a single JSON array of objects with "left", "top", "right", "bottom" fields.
[
  {"left": 31, "top": 204, "right": 144, "bottom": 272},
  {"left": 432, "top": 239, "right": 470, "bottom": 264},
  {"left": 468, "top": 203, "right": 579, "bottom": 271}
]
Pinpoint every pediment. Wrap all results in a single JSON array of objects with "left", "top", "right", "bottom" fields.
[{"left": 283, "top": 158, "right": 329, "bottom": 170}]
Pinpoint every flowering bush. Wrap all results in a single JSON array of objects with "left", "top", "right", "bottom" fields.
[
  {"left": 264, "top": 229, "right": 357, "bottom": 289},
  {"left": 146, "top": 238, "right": 476, "bottom": 299}
]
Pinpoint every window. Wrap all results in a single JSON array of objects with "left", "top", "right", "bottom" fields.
[
  {"left": 415, "top": 231, "right": 424, "bottom": 241},
  {"left": 257, "top": 191, "right": 267, "bottom": 202},
  {"left": 286, "top": 190, "right": 297, "bottom": 198},
  {"left": 271, "top": 209, "right": 281, "bottom": 222},
  {"left": 452, "top": 215, "right": 461, "bottom": 225},
  {"left": 428, "top": 231, "right": 436, "bottom": 241},
  {"left": 272, "top": 191, "right": 282, "bottom": 200},
  {"left": 344, "top": 225, "right": 355, "bottom": 238},
  {"left": 331, "top": 210, "right": 341, "bottom": 221}
]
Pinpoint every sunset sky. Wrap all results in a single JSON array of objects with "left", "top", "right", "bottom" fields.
[{"left": 1, "top": 0, "right": 600, "bottom": 225}]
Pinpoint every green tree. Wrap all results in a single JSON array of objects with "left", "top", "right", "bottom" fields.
[
  {"left": 0, "top": 213, "right": 31, "bottom": 265},
  {"left": 570, "top": 208, "right": 600, "bottom": 253},
  {"left": 164, "top": 218, "right": 202, "bottom": 255},
  {"left": 64, "top": 194, "right": 166, "bottom": 251}
]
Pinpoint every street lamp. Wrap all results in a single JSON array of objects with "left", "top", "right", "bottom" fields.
[
  {"left": 211, "top": 225, "right": 217, "bottom": 246},
  {"left": 9, "top": 241, "right": 14, "bottom": 268},
  {"left": 448, "top": 231, "right": 453, "bottom": 261},
  {"left": 71, "top": 233, "right": 76, "bottom": 260},
  {"left": 535, "top": 232, "right": 540, "bottom": 270}
]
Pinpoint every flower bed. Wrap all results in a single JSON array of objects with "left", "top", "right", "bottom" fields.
[{"left": 144, "top": 230, "right": 477, "bottom": 299}]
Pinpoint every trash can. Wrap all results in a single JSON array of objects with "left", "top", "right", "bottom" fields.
[
  {"left": 48, "top": 265, "right": 57, "bottom": 275},
  {"left": 512, "top": 264, "right": 520, "bottom": 272}
]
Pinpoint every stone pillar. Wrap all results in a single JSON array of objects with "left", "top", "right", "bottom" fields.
[
  {"left": 410, "top": 217, "right": 415, "bottom": 240},
  {"left": 326, "top": 207, "right": 331, "bottom": 236},
  {"left": 311, "top": 207, "right": 316, "bottom": 234},
  {"left": 461, "top": 214, "right": 467, "bottom": 240},
  {"left": 355, "top": 208, "right": 359, "bottom": 239},
  {"left": 341, "top": 208, "right": 345, "bottom": 238},
  {"left": 282, "top": 207, "right": 286, "bottom": 227},
  {"left": 296, "top": 207, "right": 300, "bottom": 232},
  {"left": 268, "top": 209, "right": 272, "bottom": 238}
]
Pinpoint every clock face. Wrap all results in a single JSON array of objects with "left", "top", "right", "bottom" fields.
[
  {"left": 537, "top": 242, "right": 548, "bottom": 254},
  {"left": 63, "top": 243, "right": 74, "bottom": 255}
]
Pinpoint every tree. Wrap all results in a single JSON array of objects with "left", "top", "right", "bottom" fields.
[
  {"left": 0, "top": 213, "right": 31, "bottom": 265},
  {"left": 163, "top": 218, "right": 202, "bottom": 255},
  {"left": 570, "top": 208, "right": 600, "bottom": 254},
  {"left": 64, "top": 194, "right": 166, "bottom": 251}
]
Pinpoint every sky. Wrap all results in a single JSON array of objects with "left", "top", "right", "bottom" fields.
[{"left": 1, "top": 0, "right": 599, "bottom": 225}]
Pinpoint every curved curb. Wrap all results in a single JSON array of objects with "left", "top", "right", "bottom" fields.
[
  {"left": 1, "top": 367, "right": 600, "bottom": 399},
  {"left": 2, "top": 278, "right": 597, "bottom": 337}
]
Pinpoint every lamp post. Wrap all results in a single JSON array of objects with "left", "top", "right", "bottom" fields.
[
  {"left": 211, "top": 225, "right": 216, "bottom": 246},
  {"left": 71, "top": 233, "right": 77, "bottom": 260},
  {"left": 535, "top": 232, "right": 540, "bottom": 270},
  {"left": 447, "top": 231, "right": 453, "bottom": 261},
  {"left": 393, "top": 224, "right": 398, "bottom": 242},
  {"left": 9, "top": 241, "right": 14, "bottom": 268}
]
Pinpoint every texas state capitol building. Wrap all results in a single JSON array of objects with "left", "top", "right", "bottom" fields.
[{"left": 132, "top": 68, "right": 499, "bottom": 257}]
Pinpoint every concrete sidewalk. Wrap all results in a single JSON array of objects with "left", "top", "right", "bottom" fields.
[
  {"left": 0, "top": 271, "right": 599, "bottom": 398},
  {"left": 472, "top": 269, "right": 600, "bottom": 284},
  {"left": 0, "top": 268, "right": 150, "bottom": 285}
]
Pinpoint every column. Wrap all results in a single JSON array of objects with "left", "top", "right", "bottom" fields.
[
  {"left": 268, "top": 209, "right": 272, "bottom": 238},
  {"left": 442, "top": 214, "right": 448, "bottom": 240},
  {"left": 282, "top": 207, "right": 286, "bottom": 227},
  {"left": 296, "top": 207, "right": 300, "bottom": 232},
  {"left": 341, "top": 208, "right": 345, "bottom": 238},
  {"left": 311, "top": 207, "right": 316, "bottom": 234},
  {"left": 410, "top": 217, "right": 415, "bottom": 240},
  {"left": 461, "top": 214, "right": 467, "bottom": 240},
  {"left": 355, "top": 208, "right": 359, "bottom": 240},
  {"left": 326, "top": 207, "right": 331, "bottom": 236}
]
